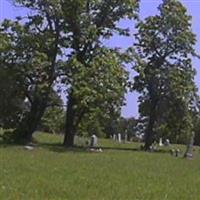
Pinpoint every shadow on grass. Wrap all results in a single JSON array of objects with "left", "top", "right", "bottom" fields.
[
  {"left": 96, "top": 146, "right": 170, "bottom": 154},
  {"left": 0, "top": 140, "right": 22, "bottom": 148},
  {"left": 39, "top": 142, "right": 90, "bottom": 153},
  {"left": 0, "top": 140, "right": 81, "bottom": 153},
  {"left": 38, "top": 142, "right": 170, "bottom": 154},
  {"left": 0, "top": 139, "right": 170, "bottom": 154},
  {"left": 40, "top": 143, "right": 140, "bottom": 153}
]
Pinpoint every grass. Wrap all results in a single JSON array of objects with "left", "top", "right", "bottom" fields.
[{"left": 0, "top": 132, "right": 200, "bottom": 200}]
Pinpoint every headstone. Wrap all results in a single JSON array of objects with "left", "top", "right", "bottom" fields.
[
  {"left": 90, "top": 134, "right": 98, "bottom": 147},
  {"left": 24, "top": 145, "right": 34, "bottom": 150},
  {"left": 89, "top": 147, "right": 103, "bottom": 153},
  {"left": 159, "top": 138, "right": 163, "bottom": 146},
  {"left": 149, "top": 145, "right": 155, "bottom": 152},
  {"left": 118, "top": 133, "right": 121, "bottom": 143},
  {"left": 124, "top": 134, "right": 128, "bottom": 143},
  {"left": 164, "top": 139, "right": 170, "bottom": 146},
  {"left": 113, "top": 134, "right": 117, "bottom": 141},
  {"left": 185, "top": 132, "right": 194, "bottom": 159},
  {"left": 97, "top": 148, "right": 103, "bottom": 153}
]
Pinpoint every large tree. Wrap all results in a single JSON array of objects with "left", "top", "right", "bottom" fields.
[
  {"left": 63, "top": 48, "right": 128, "bottom": 145},
  {"left": 132, "top": 0, "right": 198, "bottom": 150},
  {"left": 0, "top": 0, "right": 64, "bottom": 143},
  {"left": 61, "top": 0, "right": 139, "bottom": 147}
]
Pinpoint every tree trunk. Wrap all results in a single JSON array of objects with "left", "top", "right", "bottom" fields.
[
  {"left": 63, "top": 91, "right": 76, "bottom": 147},
  {"left": 144, "top": 98, "right": 157, "bottom": 151},
  {"left": 184, "top": 132, "right": 195, "bottom": 159},
  {"left": 13, "top": 98, "right": 47, "bottom": 144}
]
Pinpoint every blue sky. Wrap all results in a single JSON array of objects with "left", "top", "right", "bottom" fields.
[{"left": 0, "top": 0, "right": 199, "bottom": 118}]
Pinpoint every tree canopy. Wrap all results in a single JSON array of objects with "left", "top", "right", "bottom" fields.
[{"left": 132, "top": 0, "right": 199, "bottom": 150}]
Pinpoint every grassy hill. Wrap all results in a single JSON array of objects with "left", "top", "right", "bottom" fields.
[{"left": 0, "top": 132, "right": 200, "bottom": 200}]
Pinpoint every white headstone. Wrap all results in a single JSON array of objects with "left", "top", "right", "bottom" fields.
[
  {"left": 90, "top": 134, "right": 98, "bottom": 147},
  {"left": 159, "top": 138, "right": 163, "bottom": 146},
  {"left": 24, "top": 145, "right": 34, "bottom": 150},
  {"left": 165, "top": 139, "right": 170, "bottom": 146},
  {"left": 113, "top": 134, "right": 117, "bottom": 141},
  {"left": 124, "top": 134, "right": 128, "bottom": 143},
  {"left": 118, "top": 133, "right": 121, "bottom": 143}
]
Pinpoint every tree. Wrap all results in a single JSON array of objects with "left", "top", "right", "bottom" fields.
[
  {"left": 61, "top": 0, "right": 139, "bottom": 147},
  {"left": 0, "top": 0, "right": 64, "bottom": 143},
  {"left": 63, "top": 48, "right": 128, "bottom": 145},
  {"left": 132, "top": 0, "right": 198, "bottom": 150}
]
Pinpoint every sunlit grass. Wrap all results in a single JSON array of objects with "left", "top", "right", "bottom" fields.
[{"left": 0, "top": 132, "right": 200, "bottom": 200}]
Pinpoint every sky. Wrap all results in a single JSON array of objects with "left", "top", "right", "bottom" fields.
[{"left": 0, "top": 0, "right": 200, "bottom": 118}]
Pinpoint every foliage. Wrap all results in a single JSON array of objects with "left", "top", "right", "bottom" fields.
[
  {"left": 132, "top": 0, "right": 198, "bottom": 149},
  {"left": 118, "top": 117, "right": 138, "bottom": 140},
  {"left": 62, "top": 0, "right": 139, "bottom": 146},
  {"left": 68, "top": 48, "right": 128, "bottom": 137},
  {"left": 105, "top": 117, "right": 138, "bottom": 139},
  {"left": 0, "top": 30, "right": 25, "bottom": 128},
  {"left": 0, "top": 0, "right": 65, "bottom": 142},
  {"left": 40, "top": 106, "right": 65, "bottom": 134},
  {"left": 0, "top": 67, "right": 26, "bottom": 128},
  {"left": 40, "top": 91, "right": 65, "bottom": 134}
]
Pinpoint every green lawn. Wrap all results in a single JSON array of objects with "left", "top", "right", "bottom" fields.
[{"left": 0, "top": 133, "right": 200, "bottom": 200}]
